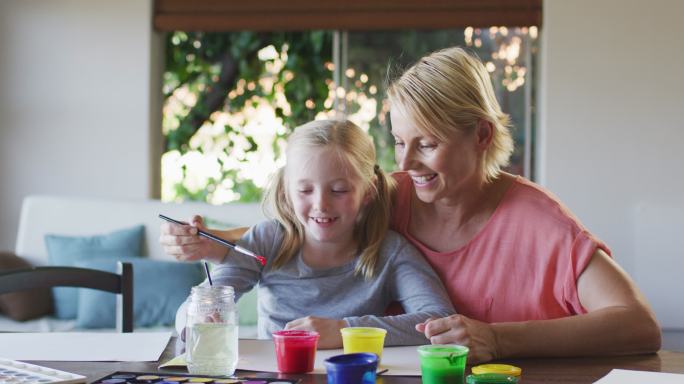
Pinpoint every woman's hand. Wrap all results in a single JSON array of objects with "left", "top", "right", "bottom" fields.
[
  {"left": 416, "top": 314, "right": 499, "bottom": 363},
  {"left": 159, "top": 215, "right": 226, "bottom": 263},
  {"left": 285, "top": 316, "right": 348, "bottom": 349}
]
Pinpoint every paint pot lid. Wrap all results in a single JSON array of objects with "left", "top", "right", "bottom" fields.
[
  {"left": 466, "top": 373, "right": 519, "bottom": 383},
  {"left": 471, "top": 364, "right": 522, "bottom": 376}
]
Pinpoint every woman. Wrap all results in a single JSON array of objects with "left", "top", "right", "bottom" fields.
[{"left": 386, "top": 46, "right": 660, "bottom": 362}]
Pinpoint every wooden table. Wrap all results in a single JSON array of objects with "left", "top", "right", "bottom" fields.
[{"left": 29, "top": 338, "right": 684, "bottom": 383}]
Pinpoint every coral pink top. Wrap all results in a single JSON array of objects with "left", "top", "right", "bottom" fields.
[{"left": 390, "top": 172, "right": 610, "bottom": 322}]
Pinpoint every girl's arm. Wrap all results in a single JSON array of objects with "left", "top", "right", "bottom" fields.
[
  {"left": 420, "top": 249, "right": 662, "bottom": 362},
  {"left": 284, "top": 234, "right": 454, "bottom": 348}
]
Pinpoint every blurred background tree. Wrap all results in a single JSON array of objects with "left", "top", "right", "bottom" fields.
[
  {"left": 162, "top": 31, "right": 334, "bottom": 203},
  {"left": 162, "top": 28, "right": 537, "bottom": 204}
]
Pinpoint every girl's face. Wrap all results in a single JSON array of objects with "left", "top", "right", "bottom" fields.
[
  {"left": 390, "top": 106, "right": 482, "bottom": 203},
  {"left": 286, "top": 146, "right": 368, "bottom": 248}
]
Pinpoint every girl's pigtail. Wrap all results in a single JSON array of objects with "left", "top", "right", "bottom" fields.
[{"left": 354, "top": 165, "right": 396, "bottom": 279}]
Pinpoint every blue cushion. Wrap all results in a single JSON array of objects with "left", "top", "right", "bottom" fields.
[
  {"left": 45, "top": 225, "right": 145, "bottom": 319},
  {"left": 74, "top": 257, "right": 204, "bottom": 329}
]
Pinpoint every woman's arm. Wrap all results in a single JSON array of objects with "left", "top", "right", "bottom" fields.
[
  {"left": 173, "top": 223, "right": 266, "bottom": 340},
  {"left": 420, "top": 249, "right": 662, "bottom": 362},
  {"left": 159, "top": 216, "right": 249, "bottom": 263}
]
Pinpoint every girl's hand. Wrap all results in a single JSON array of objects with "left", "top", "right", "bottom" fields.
[
  {"left": 285, "top": 316, "right": 348, "bottom": 349},
  {"left": 159, "top": 215, "right": 226, "bottom": 263},
  {"left": 416, "top": 314, "right": 499, "bottom": 363}
]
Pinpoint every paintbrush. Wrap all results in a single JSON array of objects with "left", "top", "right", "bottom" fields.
[{"left": 158, "top": 214, "right": 266, "bottom": 266}]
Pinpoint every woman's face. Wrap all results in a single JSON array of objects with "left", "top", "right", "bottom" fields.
[{"left": 390, "top": 107, "right": 482, "bottom": 203}]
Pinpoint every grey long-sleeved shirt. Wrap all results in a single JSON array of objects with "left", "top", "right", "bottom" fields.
[{"left": 191, "top": 220, "right": 455, "bottom": 346}]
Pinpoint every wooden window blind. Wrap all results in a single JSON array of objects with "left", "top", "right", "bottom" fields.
[{"left": 154, "top": 0, "right": 542, "bottom": 31}]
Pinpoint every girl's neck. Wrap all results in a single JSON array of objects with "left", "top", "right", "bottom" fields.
[{"left": 301, "top": 237, "right": 358, "bottom": 269}]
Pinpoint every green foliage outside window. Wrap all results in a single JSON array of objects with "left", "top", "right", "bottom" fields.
[{"left": 162, "top": 28, "right": 537, "bottom": 204}]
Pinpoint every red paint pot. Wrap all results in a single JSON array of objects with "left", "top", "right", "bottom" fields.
[{"left": 272, "top": 330, "right": 320, "bottom": 373}]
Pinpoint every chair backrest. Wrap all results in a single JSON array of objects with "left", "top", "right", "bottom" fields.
[{"left": 0, "top": 262, "right": 133, "bottom": 332}]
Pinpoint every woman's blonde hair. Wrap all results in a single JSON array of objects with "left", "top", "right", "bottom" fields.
[
  {"left": 387, "top": 46, "right": 514, "bottom": 182},
  {"left": 262, "top": 119, "right": 396, "bottom": 279}
]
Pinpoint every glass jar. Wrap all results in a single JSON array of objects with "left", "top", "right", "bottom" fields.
[{"left": 185, "top": 285, "right": 239, "bottom": 376}]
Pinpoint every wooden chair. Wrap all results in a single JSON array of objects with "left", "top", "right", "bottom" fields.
[{"left": 0, "top": 261, "right": 133, "bottom": 332}]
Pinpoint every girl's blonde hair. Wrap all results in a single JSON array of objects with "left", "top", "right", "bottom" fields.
[
  {"left": 262, "top": 119, "right": 396, "bottom": 279},
  {"left": 387, "top": 46, "right": 514, "bottom": 182}
]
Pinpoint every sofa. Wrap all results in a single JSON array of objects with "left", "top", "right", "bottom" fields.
[{"left": 0, "top": 194, "right": 265, "bottom": 335}]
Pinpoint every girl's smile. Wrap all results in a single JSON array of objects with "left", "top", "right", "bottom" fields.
[{"left": 286, "top": 146, "right": 368, "bottom": 251}]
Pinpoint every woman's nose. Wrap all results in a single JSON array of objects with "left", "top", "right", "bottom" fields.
[{"left": 397, "top": 146, "right": 417, "bottom": 171}]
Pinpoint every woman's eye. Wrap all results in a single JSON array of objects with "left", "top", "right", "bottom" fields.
[
  {"left": 419, "top": 143, "right": 437, "bottom": 150},
  {"left": 298, "top": 189, "right": 312, "bottom": 194},
  {"left": 332, "top": 190, "right": 349, "bottom": 194}
]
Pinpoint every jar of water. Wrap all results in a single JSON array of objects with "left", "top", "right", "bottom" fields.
[{"left": 185, "top": 285, "right": 239, "bottom": 376}]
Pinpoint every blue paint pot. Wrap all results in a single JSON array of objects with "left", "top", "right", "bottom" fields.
[{"left": 324, "top": 352, "right": 379, "bottom": 384}]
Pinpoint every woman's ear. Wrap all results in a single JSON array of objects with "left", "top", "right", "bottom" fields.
[{"left": 476, "top": 119, "right": 494, "bottom": 150}]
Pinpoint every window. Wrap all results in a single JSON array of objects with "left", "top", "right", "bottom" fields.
[{"left": 160, "top": 28, "right": 538, "bottom": 204}]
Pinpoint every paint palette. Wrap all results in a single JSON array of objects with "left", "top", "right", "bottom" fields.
[
  {"left": 0, "top": 358, "right": 86, "bottom": 383},
  {"left": 93, "top": 372, "right": 300, "bottom": 384}
]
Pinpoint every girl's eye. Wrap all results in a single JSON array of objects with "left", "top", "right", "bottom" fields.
[
  {"left": 298, "top": 189, "right": 312, "bottom": 194},
  {"left": 332, "top": 189, "right": 349, "bottom": 194}
]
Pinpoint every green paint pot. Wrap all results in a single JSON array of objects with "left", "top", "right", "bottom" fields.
[{"left": 417, "top": 345, "right": 469, "bottom": 384}]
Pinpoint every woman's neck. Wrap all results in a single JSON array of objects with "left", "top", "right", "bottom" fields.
[
  {"left": 420, "top": 176, "right": 497, "bottom": 226},
  {"left": 409, "top": 173, "right": 515, "bottom": 252}
]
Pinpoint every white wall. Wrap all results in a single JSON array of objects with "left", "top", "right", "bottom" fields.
[
  {"left": 541, "top": 0, "right": 684, "bottom": 349},
  {"left": 0, "top": 0, "right": 163, "bottom": 250}
]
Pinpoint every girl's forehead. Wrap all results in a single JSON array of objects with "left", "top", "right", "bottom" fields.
[{"left": 286, "top": 146, "right": 359, "bottom": 180}]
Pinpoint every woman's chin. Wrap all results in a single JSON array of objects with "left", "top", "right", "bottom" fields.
[
  {"left": 413, "top": 180, "right": 441, "bottom": 202},
  {"left": 414, "top": 188, "right": 439, "bottom": 203}
]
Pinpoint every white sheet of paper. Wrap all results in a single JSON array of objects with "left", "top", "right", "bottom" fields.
[
  {"left": 0, "top": 332, "right": 171, "bottom": 361},
  {"left": 594, "top": 369, "right": 684, "bottom": 383},
  {"left": 237, "top": 339, "right": 422, "bottom": 376}
]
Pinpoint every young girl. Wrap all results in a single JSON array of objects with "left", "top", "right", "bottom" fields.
[{"left": 165, "top": 119, "right": 454, "bottom": 348}]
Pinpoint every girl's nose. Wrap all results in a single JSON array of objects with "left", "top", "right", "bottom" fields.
[{"left": 314, "top": 190, "right": 330, "bottom": 212}]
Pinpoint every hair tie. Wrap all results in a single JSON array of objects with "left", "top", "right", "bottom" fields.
[{"left": 373, "top": 164, "right": 381, "bottom": 173}]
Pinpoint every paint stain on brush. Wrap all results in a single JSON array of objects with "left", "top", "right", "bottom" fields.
[{"left": 256, "top": 255, "right": 267, "bottom": 266}]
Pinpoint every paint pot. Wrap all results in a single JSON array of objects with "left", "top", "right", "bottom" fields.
[
  {"left": 417, "top": 344, "right": 469, "bottom": 384},
  {"left": 340, "top": 327, "right": 387, "bottom": 360},
  {"left": 272, "top": 330, "right": 320, "bottom": 373},
  {"left": 324, "top": 353, "right": 378, "bottom": 384}
]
